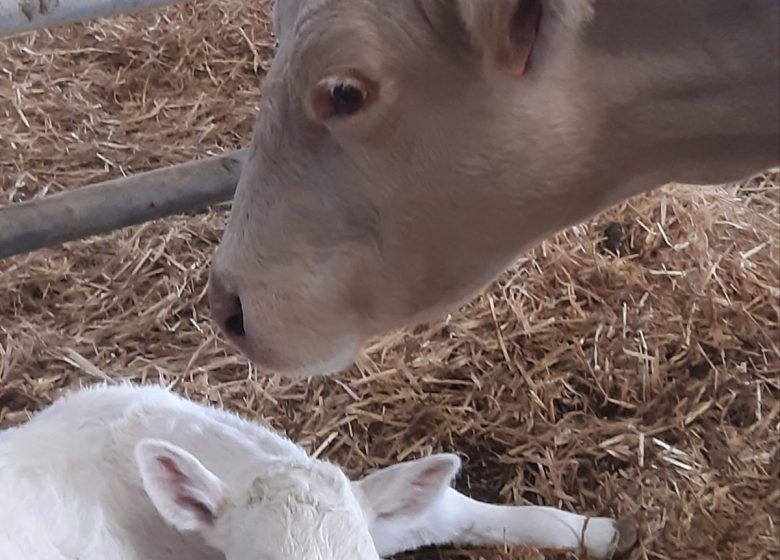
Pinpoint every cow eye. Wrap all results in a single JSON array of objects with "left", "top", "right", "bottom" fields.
[
  {"left": 312, "top": 75, "right": 373, "bottom": 121},
  {"left": 329, "top": 83, "right": 366, "bottom": 116}
]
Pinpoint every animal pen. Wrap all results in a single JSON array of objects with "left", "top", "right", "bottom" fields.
[
  {"left": 0, "top": 1, "right": 778, "bottom": 559},
  {"left": 0, "top": 0, "right": 244, "bottom": 258}
]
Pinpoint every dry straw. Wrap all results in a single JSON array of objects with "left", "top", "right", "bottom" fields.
[{"left": 1, "top": 1, "right": 778, "bottom": 558}]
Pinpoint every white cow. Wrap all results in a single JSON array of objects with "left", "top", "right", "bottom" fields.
[
  {"left": 209, "top": 0, "right": 780, "bottom": 379},
  {"left": 0, "top": 383, "right": 636, "bottom": 559}
]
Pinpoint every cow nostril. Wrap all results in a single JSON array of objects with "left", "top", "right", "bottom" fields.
[
  {"left": 208, "top": 271, "right": 249, "bottom": 342},
  {"left": 223, "top": 297, "right": 246, "bottom": 339}
]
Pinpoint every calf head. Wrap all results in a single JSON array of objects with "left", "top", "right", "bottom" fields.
[
  {"left": 136, "top": 439, "right": 381, "bottom": 559},
  {"left": 136, "top": 439, "right": 461, "bottom": 559},
  {"left": 210, "top": 0, "right": 596, "bottom": 377}
]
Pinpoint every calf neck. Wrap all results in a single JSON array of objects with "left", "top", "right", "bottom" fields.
[{"left": 210, "top": 0, "right": 780, "bottom": 377}]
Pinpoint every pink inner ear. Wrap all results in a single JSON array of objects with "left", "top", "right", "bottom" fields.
[
  {"left": 382, "top": 464, "right": 453, "bottom": 518},
  {"left": 377, "top": 497, "right": 418, "bottom": 520},
  {"left": 156, "top": 457, "right": 215, "bottom": 525},
  {"left": 157, "top": 457, "right": 186, "bottom": 484},
  {"left": 177, "top": 496, "right": 215, "bottom": 525},
  {"left": 414, "top": 463, "right": 451, "bottom": 488}
]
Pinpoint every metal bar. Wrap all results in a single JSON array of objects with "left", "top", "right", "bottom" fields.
[
  {"left": 0, "top": 0, "right": 188, "bottom": 38},
  {"left": 0, "top": 149, "right": 246, "bottom": 259}
]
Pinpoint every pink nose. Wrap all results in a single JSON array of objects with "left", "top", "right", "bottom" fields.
[{"left": 208, "top": 271, "right": 246, "bottom": 343}]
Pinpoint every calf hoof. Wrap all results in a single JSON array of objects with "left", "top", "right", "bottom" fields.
[
  {"left": 612, "top": 518, "right": 638, "bottom": 557},
  {"left": 581, "top": 516, "right": 638, "bottom": 559}
]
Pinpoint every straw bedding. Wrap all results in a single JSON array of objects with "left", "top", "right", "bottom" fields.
[{"left": 0, "top": 2, "right": 778, "bottom": 559}]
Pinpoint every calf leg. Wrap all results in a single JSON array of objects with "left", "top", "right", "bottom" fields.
[
  {"left": 354, "top": 454, "right": 637, "bottom": 559},
  {"left": 371, "top": 487, "right": 635, "bottom": 559}
]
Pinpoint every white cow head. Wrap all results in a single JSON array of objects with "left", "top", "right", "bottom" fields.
[
  {"left": 135, "top": 439, "right": 461, "bottom": 559},
  {"left": 209, "top": 0, "right": 596, "bottom": 378}
]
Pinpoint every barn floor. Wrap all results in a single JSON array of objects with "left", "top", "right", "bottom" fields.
[{"left": 1, "top": 2, "right": 778, "bottom": 559}]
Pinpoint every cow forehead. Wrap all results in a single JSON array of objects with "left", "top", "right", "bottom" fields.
[
  {"left": 266, "top": 0, "right": 383, "bottom": 103},
  {"left": 293, "top": 0, "right": 374, "bottom": 29},
  {"left": 290, "top": 0, "right": 388, "bottom": 51}
]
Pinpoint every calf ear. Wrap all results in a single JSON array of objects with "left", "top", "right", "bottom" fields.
[
  {"left": 135, "top": 439, "right": 226, "bottom": 533},
  {"left": 456, "top": 0, "right": 595, "bottom": 77},
  {"left": 356, "top": 454, "right": 461, "bottom": 520}
]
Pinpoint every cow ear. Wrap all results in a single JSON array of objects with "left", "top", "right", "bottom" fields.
[{"left": 456, "top": 0, "right": 595, "bottom": 77}]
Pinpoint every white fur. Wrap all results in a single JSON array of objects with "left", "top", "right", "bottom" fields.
[
  {"left": 0, "top": 384, "right": 632, "bottom": 559},
  {"left": 211, "top": 0, "right": 779, "bottom": 378}
]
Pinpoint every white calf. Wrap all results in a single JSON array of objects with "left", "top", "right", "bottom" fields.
[{"left": 0, "top": 384, "right": 636, "bottom": 559}]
